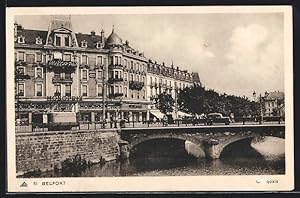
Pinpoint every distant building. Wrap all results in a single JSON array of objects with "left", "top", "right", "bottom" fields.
[
  {"left": 14, "top": 16, "right": 201, "bottom": 128},
  {"left": 264, "top": 91, "right": 285, "bottom": 117}
]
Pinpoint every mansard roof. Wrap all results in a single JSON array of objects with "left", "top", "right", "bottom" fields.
[
  {"left": 75, "top": 33, "right": 105, "bottom": 49},
  {"left": 16, "top": 29, "right": 48, "bottom": 45},
  {"left": 265, "top": 91, "right": 284, "bottom": 101}
]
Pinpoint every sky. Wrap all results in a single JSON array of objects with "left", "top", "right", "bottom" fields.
[{"left": 15, "top": 13, "right": 284, "bottom": 99}]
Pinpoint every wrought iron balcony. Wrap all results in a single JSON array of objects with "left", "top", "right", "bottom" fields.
[
  {"left": 108, "top": 77, "right": 123, "bottom": 83},
  {"left": 129, "top": 81, "right": 144, "bottom": 90},
  {"left": 52, "top": 77, "right": 73, "bottom": 84},
  {"left": 109, "top": 93, "right": 124, "bottom": 98}
]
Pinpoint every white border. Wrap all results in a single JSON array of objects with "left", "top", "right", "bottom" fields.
[{"left": 6, "top": 6, "right": 294, "bottom": 192}]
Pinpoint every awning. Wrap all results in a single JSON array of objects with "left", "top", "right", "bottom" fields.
[
  {"left": 150, "top": 110, "right": 165, "bottom": 119},
  {"left": 173, "top": 111, "right": 193, "bottom": 118}
]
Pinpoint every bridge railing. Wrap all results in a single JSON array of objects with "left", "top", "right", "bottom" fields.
[{"left": 15, "top": 116, "right": 285, "bottom": 133}]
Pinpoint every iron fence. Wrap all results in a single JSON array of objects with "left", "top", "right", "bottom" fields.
[{"left": 15, "top": 116, "right": 285, "bottom": 133}]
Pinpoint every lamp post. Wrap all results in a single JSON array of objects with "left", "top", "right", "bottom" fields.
[{"left": 253, "top": 91, "right": 264, "bottom": 124}]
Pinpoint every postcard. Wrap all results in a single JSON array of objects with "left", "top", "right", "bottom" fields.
[{"left": 6, "top": 6, "right": 294, "bottom": 192}]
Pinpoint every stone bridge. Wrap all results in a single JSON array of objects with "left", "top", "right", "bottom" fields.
[{"left": 120, "top": 124, "right": 285, "bottom": 159}]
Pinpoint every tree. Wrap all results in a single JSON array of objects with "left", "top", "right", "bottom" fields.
[
  {"left": 154, "top": 92, "right": 175, "bottom": 114},
  {"left": 177, "top": 86, "right": 260, "bottom": 117}
]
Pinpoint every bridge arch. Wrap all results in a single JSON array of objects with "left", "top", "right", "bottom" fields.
[{"left": 127, "top": 134, "right": 204, "bottom": 158}]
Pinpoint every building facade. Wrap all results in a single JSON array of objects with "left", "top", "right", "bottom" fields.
[
  {"left": 264, "top": 91, "right": 285, "bottom": 117},
  {"left": 14, "top": 16, "right": 201, "bottom": 129}
]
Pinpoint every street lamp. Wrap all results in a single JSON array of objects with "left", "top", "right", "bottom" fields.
[{"left": 253, "top": 91, "right": 264, "bottom": 124}]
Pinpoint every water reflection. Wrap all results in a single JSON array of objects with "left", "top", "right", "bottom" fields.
[{"left": 40, "top": 136, "right": 285, "bottom": 177}]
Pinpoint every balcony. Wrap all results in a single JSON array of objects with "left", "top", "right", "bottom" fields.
[
  {"left": 109, "top": 93, "right": 124, "bottom": 98},
  {"left": 108, "top": 77, "right": 123, "bottom": 83},
  {"left": 129, "top": 81, "right": 144, "bottom": 90},
  {"left": 109, "top": 64, "right": 123, "bottom": 69},
  {"left": 15, "top": 61, "right": 27, "bottom": 67},
  {"left": 47, "top": 60, "right": 77, "bottom": 72},
  {"left": 52, "top": 77, "right": 73, "bottom": 84}
]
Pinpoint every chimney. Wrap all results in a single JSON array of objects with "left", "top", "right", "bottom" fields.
[
  {"left": 91, "top": 30, "right": 95, "bottom": 36},
  {"left": 100, "top": 29, "right": 105, "bottom": 43}
]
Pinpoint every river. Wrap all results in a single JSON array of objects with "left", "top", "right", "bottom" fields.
[{"left": 41, "top": 136, "right": 285, "bottom": 177}]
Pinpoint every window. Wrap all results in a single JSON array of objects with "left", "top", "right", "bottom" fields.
[
  {"left": 36, "top": 68, "right": 43, "bottom": 78},
  {"left": 17, "top": 67, "right": 25, "bottom": 75},
  {"left": 137, "top": 75, "right": 140, "bottom": 82},
  {"left": 114, "top": 71, "right": 119, "bottom": 79},
  {"left": 130, "top": 74, "right": 134, "bottom": 81},
  {"left": 64, "top": 54, "right": 71, "bottom": 62},
  {"left": 43, "top": 54, "right": 46, "bottom": 63},
  {"left": 115, "top": 56, "right": 118, "bottom": 65},
  {"left": 18, "top": 52, "right": 24, "bottom": 61},
  {"left": 36, "top": 37, "right": 42, "bottom": 45},
  {"left": 36, "top": 84, "right": 42, "bottom": 96},
  {"left": 142, "top": 90, "right": 145, "bottom": 99},
  {"left": 54, "top": 85, "right": 61, "bottom": 96},
  {"left": 97, "top": 84, "right": 103, "bottom": 96},
  {"left": 54, "top": 71, "right": 60, "bottom": 79},
  {"left": 97, "top": 70, "right": 103, "bottom": 80},
  {"left": 18, "top": 36, "right": 25, "bottom": 43},
  {"left": 110, "top": 56, "right": 113, "bottom": 65},
  {"left": 97, "top": 56, "right": 103, "bottom": 65},
  {"left": 96, "top": 43, "right": 102, "bottom": 49},
  {"left": 36, "top": 53, "right": 42, "bottom": 62},
  {"left": 81, "top": 55, "right": 88, "bottom": 65},
  {"left": 82, "top": 70, "right": 88, "bottom": 80},
  {"left": 124, "top": 87, "right": 128, "bottom": 97},
  {"left": 124, "top": 72, "right": 127, "bottom": 81},
  {"left": 124, "top": 59, "right": 127, "bottom": 67},
  {"left": 131, "top": 61, "right": 133, "bottom": 69},
  {"left": 26, "top": 54, "right": 35, "bottom": 64},
  {"left": 137, "top": 91, "right": 140, "bottom": 99},
  {"left": 150, "top": 77, "right": 152, "bottom": 84},
  {"left": 82, "top": 85, "right": 88, "bottom": 96},
  {"left": 65, "top": 72, "right": 71, "bottom": 79},
  {"left": 65, "top": 85, "right": 71, "bottom": 97},
  {"left": 81, "top": 41, "right": 87, "bottom": 48},
  {"left": 55, "top": 36, "right": 61, "bottom": 46},
  {"left": 130, "top": 90, "right": 133, "bottom": 98},
  {"left": 18, "top": 84, "right": 24, "bottom": 96},
  {"left": 65, "top": 37, "right": 70, "bottom": 47},
  {"left": 142, "top": 76, "right": 145, "bottom": 83}
]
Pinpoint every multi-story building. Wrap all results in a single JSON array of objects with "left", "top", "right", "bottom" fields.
[
  {"left": 264, "top": 91, "right": 285, "bottom": 117},
  {"left": 14, "top": 16, "right": 200, "bottom": 129}
]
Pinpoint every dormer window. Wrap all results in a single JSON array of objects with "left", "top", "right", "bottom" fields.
[
  {"left": 55, "top": 35, "right": 61, "bottom": 46},
  {"left": 96, "top": 42, "right": 103, "bottom": 49},
  {"left": 81, "top": 40, "right": 88, "bottom": 48},
  {"left": 18, "top": 36, "right": 25, "bottom": 44},
  {"left": 35, "top": 36, "right": 43, "bottom": 45}
]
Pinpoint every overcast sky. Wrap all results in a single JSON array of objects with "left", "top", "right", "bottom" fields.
[{"left": 15, "top": 13, "right": 284, "bottom": 99}]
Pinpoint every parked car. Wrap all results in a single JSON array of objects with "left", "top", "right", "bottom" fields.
[{"left": 206, "top": 113, "right": 231, "bottom": 125}]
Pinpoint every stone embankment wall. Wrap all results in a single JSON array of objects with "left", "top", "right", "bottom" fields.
[{"left": 16, "top": 129, "right": 120, "bottom": 175}]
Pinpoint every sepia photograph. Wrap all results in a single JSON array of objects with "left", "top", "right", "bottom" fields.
[{"left": 6, "top": 6, "right": 294, "bottom": 192}]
